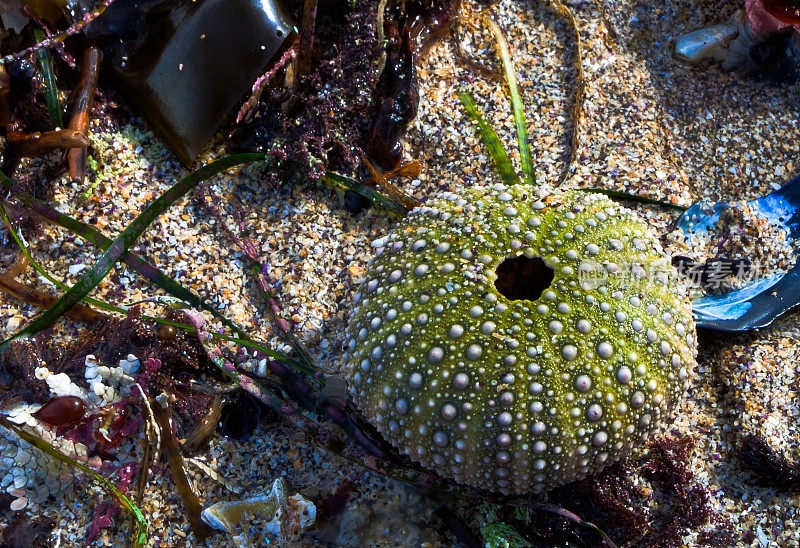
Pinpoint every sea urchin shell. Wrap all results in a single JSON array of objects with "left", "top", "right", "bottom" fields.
[{"left": 344, "top": 183, "right": 696, "bottom": 495}]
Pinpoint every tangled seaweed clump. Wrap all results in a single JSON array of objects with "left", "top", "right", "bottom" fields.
[{"left": 345, "top": 184, "right": 697, "bottom": 494}]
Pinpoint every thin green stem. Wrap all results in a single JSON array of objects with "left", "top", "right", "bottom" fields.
[
  {"left": 324, "top": 172, "right": 408, "bottom": 217},
  {"left": 458, "top": 91, "right": 520, "bottom": 187},
  {"left": 0, "top": 167, "right": 302, "bottom": 370},
  {"left": 486, "top": 17, "right": 535, "bottom": 186},
  {"left": 33, "top": 28, "right": 63, "bottom": 129},
  {"left": 579, "top": 188, "right": 688, "bottom": 212},
  {"left": 0, "top": 416, "right": 147, "bottom": 547},
  {"left": 0, "top": 154, "right": 262, "bottom": 352}
]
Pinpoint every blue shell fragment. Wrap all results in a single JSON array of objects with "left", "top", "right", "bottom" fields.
[{"left": 677, "top": 172, "right": 800, "bottom": 331}]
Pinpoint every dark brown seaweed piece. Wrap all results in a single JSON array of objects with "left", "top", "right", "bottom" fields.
[
  {"left": 67, "top": 46, "right": 101, "bottom": 182},
  {"left": 150, "top": 396, "right": 212, "bottom": 540},
  {"left": 366, "top": 0, "right": 461, "bottom": 170},
  {"left": 6, "top": 129, "right": 90, "bottom": 157},
  {"left": 0, "top": 64, "right": 15, "bottom": 132},
  {"left": 739, "top": 434, "right": 800, "bottom": 491},
  {"left": 182, "top": 393, "right": 224, "bottom": 452},
  {"left": 0, "top": 271, "right": 106, "bottom": 323},
  {"left": 98, "top": 0, "right": 296, "bottom": 164},
  {"left": 296, "top": 0, "right": 317, "bottom": 76},
  {"left": 365, "top": 16, "right": 419, "bottom": 170}
]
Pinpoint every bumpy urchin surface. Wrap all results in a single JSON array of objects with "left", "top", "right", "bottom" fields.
[{"left": 344, "top": 184, "right": 696, "bottom": 495}]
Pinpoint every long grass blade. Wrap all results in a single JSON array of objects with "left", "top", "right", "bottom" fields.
[
  {"left": 0, "top": 416, "right": 147, "bottom": 547},
  {"left": 324, "top": 172, "right": 409, "bottom": 217},
  {"left": 0, "top": 154, "right": 262, "bottom": 352},
  {"left": 485, "top": 17, "right": 535, "bottom": 187},
  {"left": 2, "top": 204, "right": 301, "bottom": 366},
  {"left": 579, "top": 188, "right": 688, "bottom": 212},
  {"left": 0, "top": 200, "right": 116, "bottom": 315},
  {"left": 1, "top": 171, "right": 254, "bottom": 332},
  {"left": 33, "top": 29, "right": 64, "bottom": 129},
  {"left": 0, "top": 171, "right": 303, "bottom": 370},
  {"left": 457, "top": 91, "right": 519, "bottom": 187}
]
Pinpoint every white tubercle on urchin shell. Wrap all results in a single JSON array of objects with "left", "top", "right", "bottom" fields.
[{"left": 343, "top": 184, "right": 696, "bottom": 495}]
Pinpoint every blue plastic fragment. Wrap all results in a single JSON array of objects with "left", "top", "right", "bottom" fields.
[{"left": 677, "top": 172, "right": 800, "bottom": 331}]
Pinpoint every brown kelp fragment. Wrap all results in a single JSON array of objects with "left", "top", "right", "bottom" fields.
[
  {"left": 366, "top": 0, "right": 461, "bottom": 170},
  {"left": 6, "top": 251, "right": 29, "bottom": 279},
  {"left": 150, "top": 395, "right": 211, "bottom": 541},
  {"left": 739, "top": 434, "right": 800, "bottom": 491},
  {"left": 296, "top": 0, "right": 318, "bottom": 76},
  {"left": 133, "top": 383, "right": 158, "bottom": 505},
  {"left": 67, "top": 46, "right": 101, "bottom": 182},
  {"left": 7, "top": 129, "right": 89, "bottom": 157},
  {"left": 96, "top": 0, "right": 295, "bottom": 163},
  {"left": 384, "top": 159, "right": 422, "bottom": 180},
  {"left": 182, "top": 392, "right": 224, "bottom": 452},
  {"left": 0, "top": 64, "right": 17, "bottom": 131},
  {"left": 0, "top": 271, "right": 105, "bottom": 323},
  {"left": 366, "top": 4, "right": 419, "bottom": 170}
]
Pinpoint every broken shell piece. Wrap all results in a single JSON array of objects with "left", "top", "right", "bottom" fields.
[
  {"left": 201, "top": 477, "right": 315, "bottom": 547},
  {"left": 678, "top": 171, "right": 800, "bottom": 331},
  {"left": 673, "top": 10, "right": 761, "bottom": 69}
]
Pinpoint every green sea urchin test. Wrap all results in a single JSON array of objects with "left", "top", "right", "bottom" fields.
[{"left": 345, "top": 183, "right": 696, "bottom": 495}]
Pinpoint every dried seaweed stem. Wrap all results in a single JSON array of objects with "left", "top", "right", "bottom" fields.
[{"left": 547, "top": 0, "right": 585, "bottom": 185}]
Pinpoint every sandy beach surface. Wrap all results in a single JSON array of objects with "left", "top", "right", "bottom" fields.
[{"left": 1, "top": 0, "right": 800, "bottom": 545}]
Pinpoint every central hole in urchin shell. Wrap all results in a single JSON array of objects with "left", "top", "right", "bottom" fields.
[{"left": 494, "top": 255, "right": 555, "bottom": 302}]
